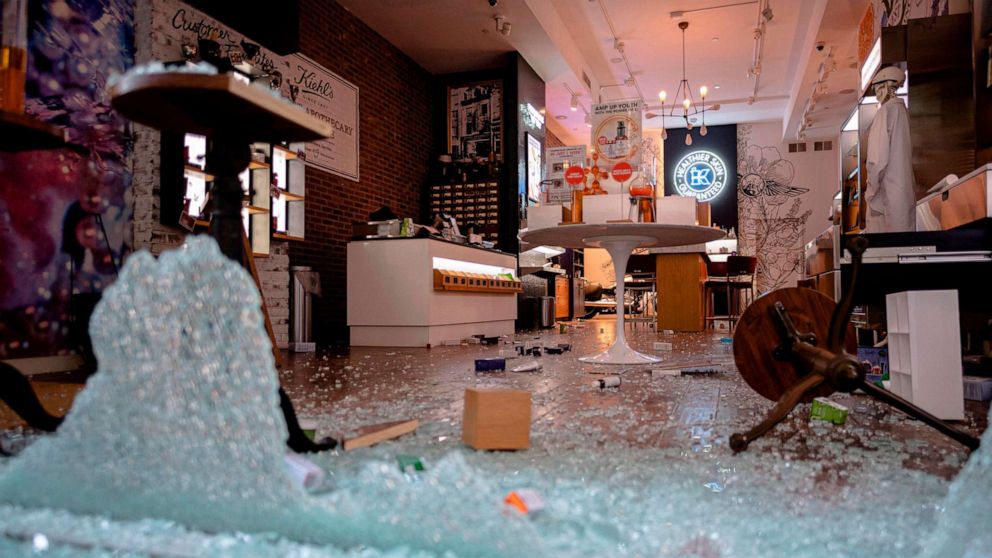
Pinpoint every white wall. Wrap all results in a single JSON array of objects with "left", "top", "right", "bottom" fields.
[{"left": 737, "top": 122, "right": 839, "bottom": 292}]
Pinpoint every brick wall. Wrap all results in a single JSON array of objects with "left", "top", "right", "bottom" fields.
[{"left": 293, "top": 0, "right": 434, "bottom": 345}]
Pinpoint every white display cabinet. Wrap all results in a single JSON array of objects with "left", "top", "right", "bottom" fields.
[
  {"left": 347, "top": 238, "right": 518, "bottom": 347},
  {"left": 885, "top": 289, "right": 964, "bottom": 420}
]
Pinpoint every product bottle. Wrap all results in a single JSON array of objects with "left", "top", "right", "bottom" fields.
[{"left": 1, "top": 0, "right": 28, "bottom": 113}]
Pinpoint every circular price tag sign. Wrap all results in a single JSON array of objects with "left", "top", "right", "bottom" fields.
[
  {"left": 564, "top": 166, "right": 585, "bottom": 186},
  {"left": 611, "top": 161, "right": 633, "bottom": 182}
]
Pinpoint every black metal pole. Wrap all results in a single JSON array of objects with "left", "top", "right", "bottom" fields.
[
  {"left": 859, "top": 381, "right": 980, "bottom": 450},
  {"left": 205, "top": 133, "right": 251, "bottom": 261}
]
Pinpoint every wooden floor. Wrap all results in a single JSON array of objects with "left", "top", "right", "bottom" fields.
[{"left": 2, "top": 316, "right": 987, "bottom": 478}]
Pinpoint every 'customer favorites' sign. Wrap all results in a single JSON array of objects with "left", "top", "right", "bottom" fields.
[
  {"left": 158, "top": 1, "right": 360, "bottom": 181},
  {"left": 285, "top": 54, "right": 360, "bottom": 182}
]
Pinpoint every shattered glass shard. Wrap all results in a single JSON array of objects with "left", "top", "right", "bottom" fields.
[{"left": 0, "top": 237, "right": 540, "bottom": 556}]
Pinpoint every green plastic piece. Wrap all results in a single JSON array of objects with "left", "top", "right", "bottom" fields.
[
  {"left": 810, "top": 397, "right": 849, "bottom": 425},
  {"left": 397, "top": 455, "right": 426, "bottom": 472}
]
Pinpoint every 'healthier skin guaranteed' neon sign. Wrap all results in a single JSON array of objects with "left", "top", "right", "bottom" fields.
[{"left": 673, "top": 150, "right": 728, "bottom": 202}]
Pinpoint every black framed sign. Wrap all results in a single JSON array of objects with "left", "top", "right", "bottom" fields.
[{"left": 447, "top": 79, "right": 502, "bottom": 160}]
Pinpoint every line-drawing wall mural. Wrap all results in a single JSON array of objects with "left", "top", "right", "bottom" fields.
[{"left": 736, "top": 124, "right": 813, "bottom": 293}]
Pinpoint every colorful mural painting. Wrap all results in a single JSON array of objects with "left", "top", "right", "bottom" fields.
[{"left": 0, "top": 0, "right": 135, "bottom": 359}]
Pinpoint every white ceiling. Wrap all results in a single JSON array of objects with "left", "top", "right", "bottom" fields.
[{"left": 336, "top": 0, "right": 869, "bottom": 147}]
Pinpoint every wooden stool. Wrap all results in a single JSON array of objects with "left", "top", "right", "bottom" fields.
[
  {"left": 703, "top": 260, "right": 729, "bottom": 329},
  {"left": 726, "top": 256, "right": 757, "bottom": 331}
]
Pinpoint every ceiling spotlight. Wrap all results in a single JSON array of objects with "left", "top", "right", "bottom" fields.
[
  {"left": 570, "top": 94, "right": 579, "bottom": 111},
  {"left": 762, "top": 6, "right": 774, "bottom": 21},
  {"left": 713, "top": 84, "right": 721, "bottom": 89},
  {"left": 614, "top": 39, "right": 625, "bottom": 53}
]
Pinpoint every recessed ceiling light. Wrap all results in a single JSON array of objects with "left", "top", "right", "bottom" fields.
[
  {"left": 714, "top": 84, "right": 721, "bottom": 89},
  {"left": 555, "top": 115, "right": 567, "bottom": 120},
  {"left": 839, "top": 88, "right": 855, "bottom": 94},
  {"left": 712, "top": 37, "right": 719, "bottom": 42},
  {"left": 611, "top": 57, "right": 623, "bottom": 63}
]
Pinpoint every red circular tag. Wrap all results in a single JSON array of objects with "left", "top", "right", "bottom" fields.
[
  {"left": 564, "top": 166, "right": 585, "bottom": 186},
  {"left": 611, "top": 162, "right": 633, "bottom": 182}
]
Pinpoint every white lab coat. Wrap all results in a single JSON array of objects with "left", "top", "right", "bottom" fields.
[{"left": 865, "top": 97, "right": 915, "bottom": 233}]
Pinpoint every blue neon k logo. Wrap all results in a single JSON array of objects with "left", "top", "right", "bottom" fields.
[{"left": 688, "top": 164, "right": 712, "bottom": 187}]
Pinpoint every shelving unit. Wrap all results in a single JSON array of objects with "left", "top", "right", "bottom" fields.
[
  {"left": 0, "top": 110, "right": 73, "bottom": 152},
  {"left": 428, "top": 180, "right": 501, "bottom": 241},
  {"left": 269, "top": 142, "right": 306, "bottom": 239},
  {"left": 110, "top": 71, "right": 332, "bottom": 366},
  {"left": 885, "top": 290, "right": 964, "bottom": 420}
]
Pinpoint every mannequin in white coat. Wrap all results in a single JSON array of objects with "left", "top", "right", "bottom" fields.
[{"left": 865, "top": 66, "right": 915, "bottom": 233}]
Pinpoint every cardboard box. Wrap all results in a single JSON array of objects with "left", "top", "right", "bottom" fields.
[
  {"left": 816, "top": 270, "right": 838, "bottom": 300},
  {"left": 582, "top": 194, "right": 626, "bottom": 224},
  {"left": 657, "top": 196, "right": 698, "bottom": 225},
  {"left": 696, "top": 202, "right": 711, "bottom": 227},
  {"left": 810, "top": 397, "right": 849, "bottom": 425},
  {"left": 462, "top": 388, "right": 531, "bottom": 450},
  {"left": 857, "top": 346, "right": 889, "bottom": 384},
  {"left": 807, "top": 249, "right": 835, "bottom": 276},
  {"left": 526, "top": 204, "right": 565, "bottom": 230}
]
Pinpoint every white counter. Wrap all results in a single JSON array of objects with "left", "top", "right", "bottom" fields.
[{"left": 347, "top": 238, "right": 518, "bottom": 347}]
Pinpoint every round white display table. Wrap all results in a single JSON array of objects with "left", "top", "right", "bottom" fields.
[{"left": 519, "top": 223, "right": 725, "bottom": 364}]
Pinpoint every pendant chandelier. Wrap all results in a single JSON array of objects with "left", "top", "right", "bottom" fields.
[{"left": 657, "top": 21, "right": 710, "bottom": 145}]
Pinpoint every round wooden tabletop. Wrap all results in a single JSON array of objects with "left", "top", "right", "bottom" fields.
[
  {"left": 110, "top": 72, "right": 332, "bottom": 142},
  {"left": 519, "top": 222, "right": 725, "bottom": 250}
]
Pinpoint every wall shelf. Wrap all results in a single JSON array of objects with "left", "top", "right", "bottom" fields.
[
  {"left": 184, "top": 164, "right": 214, "bottom": 181},
  {"left": 0, "top": 110, "right": 84, "bottom": 153},
  {"left": 275, "top": 189, "right": 305, "bottom": 201},
  {"left": 273, "top": 144, "right": 299, "bottom": 159},
  {"left": 272, "top": 232, "right": 305, "bottom": 242}
]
